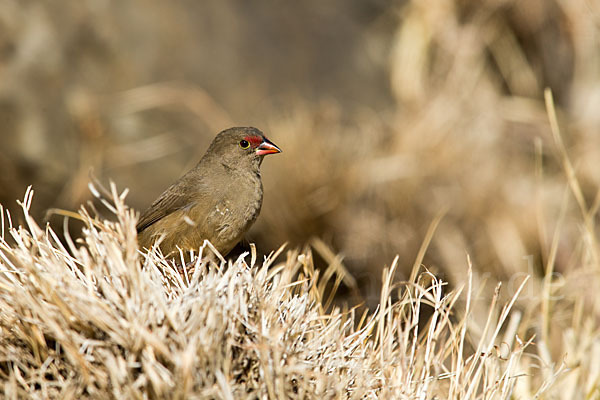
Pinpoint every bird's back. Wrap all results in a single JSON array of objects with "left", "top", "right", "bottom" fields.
[{"left": 137, "top": 160, "right": 263, "bottom": 256}]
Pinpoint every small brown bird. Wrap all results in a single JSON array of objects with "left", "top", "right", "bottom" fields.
[{"left": 137, "top": 127, "right": 281, "bottom": 257}]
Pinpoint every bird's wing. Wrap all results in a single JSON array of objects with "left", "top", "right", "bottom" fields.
[{"left": 136, "top": 181, "right": 196, "bottom": 233}]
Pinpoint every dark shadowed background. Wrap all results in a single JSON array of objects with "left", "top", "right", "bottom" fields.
[{"left": 1, "top": 0, "right": 599, "bottom": 309}]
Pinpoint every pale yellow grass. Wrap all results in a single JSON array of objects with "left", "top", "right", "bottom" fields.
[{"left": 0, "top": 179, "right": 587, "bottom": 399}]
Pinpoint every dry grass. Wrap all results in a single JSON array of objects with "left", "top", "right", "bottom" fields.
[
  {"left": 0, "top": 184, "right": 538, "bottom": 398},
  {"left": 1, "top": 0, "right": 600, "bottom": 398}
]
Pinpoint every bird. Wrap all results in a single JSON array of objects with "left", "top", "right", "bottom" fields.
[{"left": 136, "top": 127, "right": 281, "bottom": 258}]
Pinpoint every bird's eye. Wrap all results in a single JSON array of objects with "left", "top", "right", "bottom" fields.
[{"left": 239, "top": 140, "right": 250, "bottom": 149}]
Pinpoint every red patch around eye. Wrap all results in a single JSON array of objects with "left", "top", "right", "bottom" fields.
[{"left": 243, "top": 135, "right": 263, "bottom": 148}]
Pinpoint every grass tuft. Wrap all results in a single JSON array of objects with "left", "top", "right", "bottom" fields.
[{"left": 0, "top": 185, "right": 557, "bottom": 399}]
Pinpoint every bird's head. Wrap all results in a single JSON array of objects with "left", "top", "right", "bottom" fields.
[{"left": 206, "top": 127, "right": 282, "bottom": 171}]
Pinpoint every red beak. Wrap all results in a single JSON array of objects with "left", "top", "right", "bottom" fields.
[{"left": 256, "top": 137, "right": 282, "bottom": 156}]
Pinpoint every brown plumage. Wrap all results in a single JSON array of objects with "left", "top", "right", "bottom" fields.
[{"left": 137, "top": 127, "right": 281, "bottom": 257}]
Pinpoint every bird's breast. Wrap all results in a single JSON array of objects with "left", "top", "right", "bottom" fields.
[{"left": 206, "top": 171, "right": 263, "bottom": 244}]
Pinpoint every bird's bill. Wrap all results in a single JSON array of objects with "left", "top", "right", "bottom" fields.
[{"left": 256, "top": 138, "right": 282, "bottom": 156}]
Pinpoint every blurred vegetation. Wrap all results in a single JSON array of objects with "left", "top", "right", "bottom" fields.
[{"left": 1, "top": 0, "right": 599, "bottom": 311}]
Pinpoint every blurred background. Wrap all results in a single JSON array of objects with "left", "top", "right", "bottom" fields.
[{"left": 1, "top": 0, "right": 599, "bottom": 309}]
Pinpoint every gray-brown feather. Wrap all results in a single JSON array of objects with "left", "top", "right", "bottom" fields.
[{"left": 137, "top": 127, "right": 267, "bottom": 256}]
